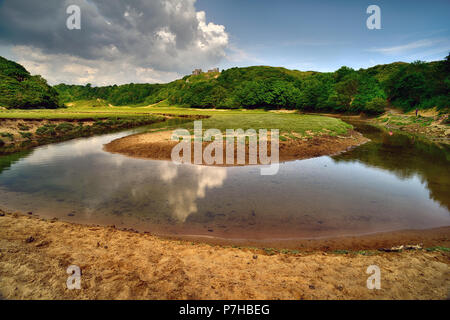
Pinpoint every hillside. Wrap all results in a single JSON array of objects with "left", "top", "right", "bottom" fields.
[
  {"left": 55, "top": 55, "right": 449, "bottom": 114},
  {"left": 1, "top": 54, "right": 448, "bottom": 113},
  {"left": 0, "top": 56, "right": 61, "bottom": 109}
]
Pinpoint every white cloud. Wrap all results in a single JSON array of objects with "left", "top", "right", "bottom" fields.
[
  {"left": 196, "top": 11, "right": 229, "bottom": 50},
  {"left": 367, "top": 38, "right": 449, "bottom": 55},
  {"left": 156, "top": 28, "right": 177, "bottom": 45},
  {"left": 162, "top": 165, "right": 227, "bottom": 222},
  {"left": 13, "top": 45, "right": 180, "bottom": 85}
]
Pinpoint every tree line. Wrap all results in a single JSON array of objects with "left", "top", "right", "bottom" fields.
[{"left": 1, "top": 54, "right": 448, "bottom": 114}]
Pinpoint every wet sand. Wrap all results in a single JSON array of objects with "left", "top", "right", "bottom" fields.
[
  {"left": 165, "top": 226, "right": 450, "bottom": 251},
  {"left": 1, "top": 210, "right": 449, "bottom": 300}
]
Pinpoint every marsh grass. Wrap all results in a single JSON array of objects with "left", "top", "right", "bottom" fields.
[
  {"left": 181, "top": 113, "right": 352, "bottom": 137},
  {"left": 1, "top": 100, "right": 353, "bottom": 137},
  {"left": 0, "top": 132, "right": 13, "bottom": 140},
  {"left": 0, "top": 100, "right": 354, "bottom": 155}
]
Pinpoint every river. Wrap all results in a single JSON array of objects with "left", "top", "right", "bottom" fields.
[{"left": 0, "top": 120, "right": 448, "bottom": 243}]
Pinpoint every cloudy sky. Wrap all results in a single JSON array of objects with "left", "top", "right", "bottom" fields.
[{"left": 0, "top": 0, "right": 449, "bottom": 86}]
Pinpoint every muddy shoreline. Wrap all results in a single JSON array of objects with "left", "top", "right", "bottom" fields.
[
  {"left": 0, "top": 210, "right": 449, "bottom": 299},
  {"left": 2, "top": 208, "right": 449, "bottom": 251},
  {"left": 104, "top": 129, "right": 369, "bottom": 164},
  {"left": 163, "top": 226, "right": 450, "bottom": 251}
]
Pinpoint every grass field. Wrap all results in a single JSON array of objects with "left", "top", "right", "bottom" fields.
[
  {"left": 0, "top": 101, "right": 261, "bottom": 119},
  {"left": 195, "top": 114, "right": 351, "bottom": 136},
  {"left": 0, "top": 100, "right": 353, "bottom": 139}
]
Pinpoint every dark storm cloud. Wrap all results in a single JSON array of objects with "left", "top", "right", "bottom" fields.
[{"left": 0, "top": 0, "right": 228, "bottom": 84}]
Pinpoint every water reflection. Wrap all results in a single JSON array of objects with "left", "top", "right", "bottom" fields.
[
  {"left": 0, "top": 150, "right": 32, "bottom": 175},
  {"left": 0, "top": 131, "right": 227, "bottom": 223},
  {"left": 159, "top": 162, "right": 227, "bottom": 222},
  {"left": 333, "top": 122, "right": 450, "bottom": 210},
  {"left": 0, "top": 122, "right": 448, "bottom": 240}
]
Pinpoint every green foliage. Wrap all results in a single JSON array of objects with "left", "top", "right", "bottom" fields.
[
  {"left": 365, "top": 97, "right": 388, "bottom": 115},
  {"left": 35, "top": 54, "right": 450, "bottom": 114},
  {"left": 54, "top": 82, "right": 167, "bottom": 106},
  {"left": 19, "top": 131, "right": 32, "bottom": 139},
  {"left": 425, "top": 246, "right": 450, "bottom": 252},
  {"left": 234, "top": 79, "right": 301, "bottom": 109},
  {"left": 18, "top": 123, "right": 30, "bottom": 131},
  {"left": 332, "top": 250, "right": 350, "bottom": 254},
  {"left": 0, "top": 132, "right": 13, "bottom": 140},
  {"left": 384, "top": 56, "right": 450, "bottom": 111},
  {"left": 298, "top": 74, "right": 334, "bottom": 111},
  {"left": 263, "top": 248, "right": 277, "bottom": 256},
  {"left": 55, "top": 122, "right": 75, "bottom": 133},
  {"left": 363, "top": 62, "right": 408, "bottom": 82},
  {"left": 0, "top": 56, "right": 62, "bottom": 109},
  {"left": 36, "top": 124, "right": 57, "bottom": 137},
  {"left": 0, "top": 56, "right": 29, "bottom": 81}
]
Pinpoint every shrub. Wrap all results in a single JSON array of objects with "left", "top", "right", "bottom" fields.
[
  {"left": 364, "top": 97, "right": 387, "bottom": 115},
  {"left": 36, "top": 124, "right": 56, "bottom": 136},
  {"left": 19, "top": 131, "right": 32, "bottom": 139},
  {"left": 18, "top": 123, "right": 30, "bottom": 131},
  {"left": 217, "top": 97, "right": 240, "bottom": 109},
  {"left": 55, "top": 122, "right": 75, "bottom": 133},
  {"left": 0, "top": 132, "right": 14, "bottom": 140},
  {"left": 93, "top": 120, "right": 107, "bottom": 127}
]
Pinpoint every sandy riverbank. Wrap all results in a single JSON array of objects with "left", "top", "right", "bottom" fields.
[
  {"left": 371, "top": 109, "right": 449, "bottom": 144},
  {"left": 1, "top": 210, "right": 448, "bottom": 300},
  {"left": 104, "top": 129, "right": 369, "bottom": 164}
]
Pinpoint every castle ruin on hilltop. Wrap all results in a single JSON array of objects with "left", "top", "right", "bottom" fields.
[{"left": 192, "top": 67, "right": 219, "bottom": 75}]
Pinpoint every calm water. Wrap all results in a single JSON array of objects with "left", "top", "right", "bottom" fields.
[{"left": 0, "top": 121, "right": 449, "bottom": 241}]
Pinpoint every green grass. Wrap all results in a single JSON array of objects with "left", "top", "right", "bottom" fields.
[
  {"left": 425, "top": 246, "right": 450, "bottom": 252},
  {"left": 377, "top": 114, "right": 435, "bottom": 127},
  {"left": 332, "top": 249, "right": 378, "bottom": 256},
  {"left": 0, "top": 109, "right": 162, "bottom": 120},
  {"left": 0, "top": 100, "right": 353, "bottom": 137},
  {"left": 263, "top": 248, "right": 277, "bottom": 256},
  {"left": 332, "top": 250, "right": 350, "bottom": 255},
  {"left": 134, "top": 101, "right": 353, "bottom": 137},
  {"left": 0, "top": 100, "right": 170, "bottom": 119},
  {"left": 187, "top": 113, "right": 351, "bottom": 137}
]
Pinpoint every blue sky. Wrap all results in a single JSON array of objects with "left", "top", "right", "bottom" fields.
[
  {"left": 197, "top": 0, "right": 450, "bottom": 72},
  {"left": 0, "top": 0, "right": 448, "bottom": 85}
]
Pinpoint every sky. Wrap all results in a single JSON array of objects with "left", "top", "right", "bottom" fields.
[{"left": 0, "top": 0, "right": 449, "bottom": 86}]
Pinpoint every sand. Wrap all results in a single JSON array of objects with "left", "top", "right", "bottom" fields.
[{"left": 1, "top": 210, "right": 449, "bottom": 300}]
